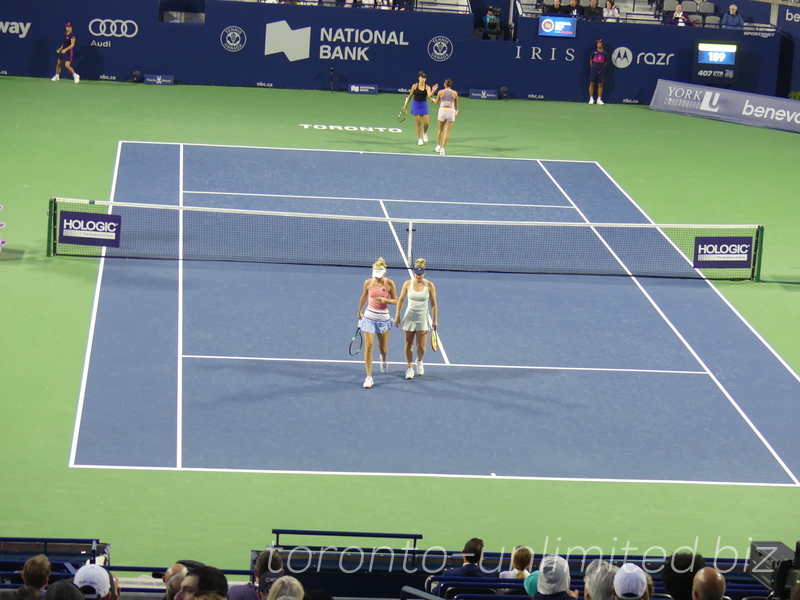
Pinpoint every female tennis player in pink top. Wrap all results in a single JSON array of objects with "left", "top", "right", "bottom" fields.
[
  {"left": 357, "top": 257, "right": 398, "bottom": 389},
  {"left": 432, "top": 79, "right": 458, "bottom": 156}
]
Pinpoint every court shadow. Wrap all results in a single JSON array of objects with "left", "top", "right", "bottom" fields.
[{"left": 0, "top": 248, "right": 25, "bottom": 261}]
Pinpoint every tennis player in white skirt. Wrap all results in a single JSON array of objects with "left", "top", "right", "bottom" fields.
[
  {"left": 394, "top": 258, "right": 438, "bottom": 380},
  {"left": 357, "top": 257, "right": 398, "bottom": 389}
]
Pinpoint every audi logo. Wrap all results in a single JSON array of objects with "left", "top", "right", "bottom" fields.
[{"left": 89, "top": 19, "right": 139, "bottom": 38}]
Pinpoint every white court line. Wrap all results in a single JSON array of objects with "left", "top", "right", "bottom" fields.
[
  {"left": 183, "top": 190, "right": 573, "bottom": 211},
  {"left": 538, "top": 160, "right": 800, "bottom": 486},
  {"left": 119, "top": 140, "right": 597, "bottom": 165},
  {"left": 183, "top": 354, "right": 705, "bottom": 375},
  {"left": 378, "top": 199, "right": 452, "bottom": 365},
  {"left": 69, "top": 140, "right": 125, "bottom": 468},
  {"left": 595, "top": 161, "right": 800, "bottom": 387},
  {"left": 67, "top": 462, "right": 799, "bottom": 487},
  {"left": 176, "top": 144, "right": 185, "bottom": 470},
  {"left": 73, "top": 143, "right": 797, "bottom": 487}
]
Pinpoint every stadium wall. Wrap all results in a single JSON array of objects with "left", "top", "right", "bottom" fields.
[{"left": 0, "top": 0, "right": 789, "bottom": 103}]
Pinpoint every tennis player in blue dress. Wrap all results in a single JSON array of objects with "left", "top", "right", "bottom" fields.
[
  {"left": 402, "top": 72, "right": 438, "bottom": 147},
  {"left": 394, "top": 258, "right": 438, "bottom": 380},
  {"left": 357, "top": 257, "right": 398, "bottom": 389},
  {"left": 52, "top": 23, "right": 80, "bottom": 83}
]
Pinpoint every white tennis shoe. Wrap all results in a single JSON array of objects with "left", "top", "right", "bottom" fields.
[
  {"left": 417, "top": 138, "right": 423, "bottom": 146},
  {"left": 405, "top": 367, "right": 415, "bottom": 380},
  {"left": 589, "top": 97, "right": 595, "bottom": 104},
  {"left": 363, "top": 376, "right": 374, "bottom": 388},
  {"left": 51, "top": 74, "right": 59, "bottom": 82},
  {"left": 415, "top": 361, "right": 424, "bottom": 376},
  {"left": 439, "top": 148, "right": 445, "bottom": 156},
  {"left": 435, "top": 144, "right": 441, "bottom": 153},
  {"left": 74, "top": 73, "right": 80, "bottom": 84},
  {"left": 422, "top": 132, "right": 428, "bottom": 142},
  {"left": 380, "top": 358, "right": 388, "bottom": 373},
  {"left": 596, "top": 98, "right": 604, "bottom": 105}
]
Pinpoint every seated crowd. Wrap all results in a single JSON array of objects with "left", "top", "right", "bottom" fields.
[
  {"left": 3, "top": 540, "right": 800, "bottom": 600},
  {"left": 543, "top": 0, "right": 620, "bottom": 22}
]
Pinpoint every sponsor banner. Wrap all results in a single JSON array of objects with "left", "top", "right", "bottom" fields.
[
  {"left": 538, "top": 16, "right": 577, "bottom": 38},
  {"left": 650, "top": 79, "right": 800, "bottom": 135},
  {"left": 693, "top": 236, "right": 752, "bottom": 269},
  {"left": 0, "top": 0, "right": 786, "bottom": 101},
  {"left": 60, "top": 211, "right": 122, "bottom": 248},
  {"left": 144, "top": 74, "right": 174, "bottom": 85},
  {"left": 469, "top": 88, "right": 498, "bottom": 100},
  {"left": 348, "top": 83, "right": 378, "bottom": 94}
]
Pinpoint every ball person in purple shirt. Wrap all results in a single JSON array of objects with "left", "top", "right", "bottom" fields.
[
  {"left": 52, "top": 23, "right": 80, "bottom": 83},
  {"left": 588, "top": 39, "right": 607, "bottom": 105}
]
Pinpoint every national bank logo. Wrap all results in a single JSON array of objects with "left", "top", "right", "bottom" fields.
[{"left": 265, "top": 20, "right": 311, "bottom": 62}]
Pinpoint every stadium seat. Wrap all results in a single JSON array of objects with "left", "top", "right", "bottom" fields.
[
  {"left": 682, "top": 0, "right": 697, "bottom": 11},
  {"left": 698, "top": 1, "right": 715, "bottom": 12},
  {"left": 662, "top": 0, "right": 678, "bottom": 12},
  {"left": 704, "top": 14, "right": 721, "bottom": 25},
  {"left": 689, "top": 13, "right": 702, "bottom": 24},
  {"left": 445, "top": 588, "right": 498, "bottom": 599}
]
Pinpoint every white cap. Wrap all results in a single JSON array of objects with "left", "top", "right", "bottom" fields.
[
  {"left": 73, "top": 565, "right": 110, "bottom": 600},
  {"left": 613, "top": 563, "right": 648, "bottom": 600}
]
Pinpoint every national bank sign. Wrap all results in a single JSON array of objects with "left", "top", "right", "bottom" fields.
[
  {"left": 650, "top": 79, "right": 800, "bottom": 134},
  {"left": 264, "top": 20, "right": 409, "bottom": 62}
]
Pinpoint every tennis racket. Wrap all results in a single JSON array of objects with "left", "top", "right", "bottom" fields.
[
  {"left": 429, "top": 326, "right": 439, "bottom": 352},
  {"left": 397, "top": 107, "right": 408, "bottom": 123},
  {"left": 349, "top": 320, "right": 363, "bottom": 356}
]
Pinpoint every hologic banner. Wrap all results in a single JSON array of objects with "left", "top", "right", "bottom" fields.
[
  {"left": 693, "top": 236, "right": 752, "bottom": 269},
  {"left": 60, "top": 211, "right": 122, "bottom": 248},
  {"left": 650, "top": 79, "right": 800, "bottom": 135}
]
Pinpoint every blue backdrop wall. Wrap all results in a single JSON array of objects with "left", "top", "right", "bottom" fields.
[{"left": 0, "top": 0, "right": 790, "bottom": 102}]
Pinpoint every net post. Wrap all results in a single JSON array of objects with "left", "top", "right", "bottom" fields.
[
  {"left": 406, "top": 220, "right": 414, "bottom": 267},
  {"left": 753, "top": 225, "right": 765, "bottom": 282},
  {"left": 46, "top": 198, "right": 56, "bottom": 257}
]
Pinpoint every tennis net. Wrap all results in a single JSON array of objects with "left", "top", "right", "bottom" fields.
[{"left": 47, "top": 198, "right": 764, "bottom": 281}]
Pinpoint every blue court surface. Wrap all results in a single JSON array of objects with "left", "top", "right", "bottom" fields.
[{"left": 70, "top": 143, "right": 800, "bottom": 486}]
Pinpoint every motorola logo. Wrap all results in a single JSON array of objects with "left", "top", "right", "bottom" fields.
[
  {"left": 612, "top": 47, "right": 632, "bottom": 68},
  {"left": 89, "top": 19, "right": 139, "bottom": 38}
]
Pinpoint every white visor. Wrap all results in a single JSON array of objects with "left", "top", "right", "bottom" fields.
[{"left": 372, "top": 268, "right": 386, "bottom": 278}]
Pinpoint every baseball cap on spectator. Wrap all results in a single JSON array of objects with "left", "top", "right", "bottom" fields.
[
  {"left": 74, "top": 564, "right": 111, "bottom": 600},
  {"left": 537, "top": 555, "right": 570, "bottom": 595},
  {"left": 613, "top": 564, "right": 648, "bottom": 600},
  {"left": 259, "top": 574, "right": 280, "bottom": 595}
]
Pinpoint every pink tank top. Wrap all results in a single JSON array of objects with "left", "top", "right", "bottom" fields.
[{"left": 365, "top": 283, "right": 390, "bottom": 321}]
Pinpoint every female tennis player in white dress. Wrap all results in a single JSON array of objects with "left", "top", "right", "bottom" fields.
[
  {"left": 432, "top": 79, "right": 459, "bottom": 156},
  {"left": 394, "top": 258, "right": 438, "bottom": 380},
  {"left": 357, "top": 257, "right": 398, "bottom": 389}
]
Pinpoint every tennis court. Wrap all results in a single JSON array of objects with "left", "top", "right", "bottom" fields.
[{"left": 63, "top": 142, "right": 800, "bottom": 486}]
